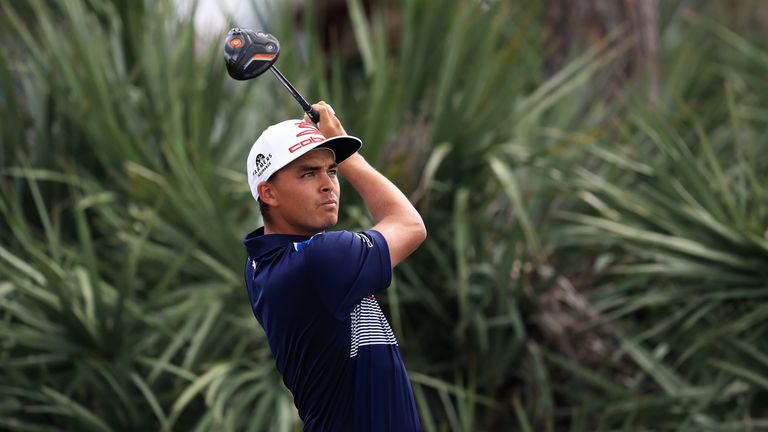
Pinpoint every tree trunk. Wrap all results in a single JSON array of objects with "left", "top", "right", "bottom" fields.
[{"left": 545, "top": 0, "right": 661, "bottom": 105}]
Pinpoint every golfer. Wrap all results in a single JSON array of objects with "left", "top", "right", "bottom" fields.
[{"left": 243, "top": 101, "right": 425, "bottom": 431}]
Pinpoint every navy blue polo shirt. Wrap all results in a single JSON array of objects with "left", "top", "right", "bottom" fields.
[{"left": 243, "top": 228, "right": 420, "bottom": 431}]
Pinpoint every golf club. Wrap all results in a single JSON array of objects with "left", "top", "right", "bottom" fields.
[{"left": 224, "top": 27, "right": 320, "bottom": 124}]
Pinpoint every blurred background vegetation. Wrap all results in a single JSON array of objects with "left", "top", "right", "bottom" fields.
[{"left": 1, "top": 0, "right": 767, "bottom": 430}]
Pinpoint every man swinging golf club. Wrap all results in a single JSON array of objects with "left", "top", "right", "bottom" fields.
[{"left": 243, "top": 102, "right": 426, "bottom": 431}]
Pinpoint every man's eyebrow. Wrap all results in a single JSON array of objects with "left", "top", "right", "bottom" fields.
[
  {"left": 297, "top": 163, "right": 338, "bottom": 172},
  {"left": 297, "top": 165, "right": 320, "bottom": 172}
]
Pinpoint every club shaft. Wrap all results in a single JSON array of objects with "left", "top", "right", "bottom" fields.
[{"left": 269, "top": 66, "right": 319, "bottom": 123}]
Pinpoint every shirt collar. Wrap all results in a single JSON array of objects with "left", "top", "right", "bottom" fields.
[{"left": 243, "top": 227, "right": 312, "bottom": 259}]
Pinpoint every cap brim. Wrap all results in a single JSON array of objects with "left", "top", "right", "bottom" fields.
[{"left": 316, "top": 135, "right": 362, "bottom": 164}]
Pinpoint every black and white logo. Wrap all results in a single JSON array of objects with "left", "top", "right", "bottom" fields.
[
  {"left": 356, "top": 232, "right": 373, "bottom": 248},
  {"left": 252, "top": 153, "right": 273, "bottom": 178}
]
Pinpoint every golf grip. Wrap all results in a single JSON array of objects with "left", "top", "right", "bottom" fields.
[{"left": 306, "top": 107, "right": 320, "bottom": 124}]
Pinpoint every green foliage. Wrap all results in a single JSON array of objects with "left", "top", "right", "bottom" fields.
[{"left": 1, "top": 0, "right": 767, "bottom": 431}]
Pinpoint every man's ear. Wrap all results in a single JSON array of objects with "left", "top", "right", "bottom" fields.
[{"left": 257, "top": 182, "right": 278, "bottom": 207}]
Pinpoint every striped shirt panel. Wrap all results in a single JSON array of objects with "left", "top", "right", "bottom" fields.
[{"left": 350, "top": 295, "right": 397, "bottom": 357}]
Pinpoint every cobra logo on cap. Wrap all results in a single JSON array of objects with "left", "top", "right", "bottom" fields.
[{"left": 288, "top": 121, "right": 325, "bottom": 153}]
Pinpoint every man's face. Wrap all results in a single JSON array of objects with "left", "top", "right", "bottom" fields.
[{"left": 264, "top": 149, "right": 340, "bottom": 236}]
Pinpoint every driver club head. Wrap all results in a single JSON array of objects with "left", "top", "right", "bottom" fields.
[
  {"left": 224, "top": 28, "right": 280, "bottom": 80},
  {"left": 223, "top": 27, "right": 321, "bottom": 124}
]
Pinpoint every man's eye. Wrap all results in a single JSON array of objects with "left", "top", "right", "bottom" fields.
[
  {"left": 329, "top": 169, "right": 338, "bottom": 176},
  {"left": 302, "top": 172, "right": 314, "bottom": 177}
]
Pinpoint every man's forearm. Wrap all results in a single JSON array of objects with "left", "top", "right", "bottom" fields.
[{"left": 339, "top": 153, "right": 426, "bottom": 266}]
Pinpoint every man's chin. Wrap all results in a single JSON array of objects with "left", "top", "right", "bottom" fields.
[
  {"left": 305, "top": 216, "right": 337, "bottom": 234},
  {"left": 321, "top": 216, "right": 338, "bottom": 230}
]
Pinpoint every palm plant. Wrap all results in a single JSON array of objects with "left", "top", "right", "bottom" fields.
[
  {"left": 1, "top": 0, "right": 298, "bottom": 430},
  {"left": 2, "top": 0, "right": 767, "bottom": 431},
  {"left": 553, "top": 13, "right": 768, "bottom": 428}
]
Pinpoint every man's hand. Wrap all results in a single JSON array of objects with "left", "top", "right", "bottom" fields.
[{"left": 305, "top": 101, "right": 347, "bottom": 139}]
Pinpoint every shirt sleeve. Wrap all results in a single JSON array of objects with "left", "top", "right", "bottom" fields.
[{"left": 303, "top": 229, "right": 392, "bottom": 319}]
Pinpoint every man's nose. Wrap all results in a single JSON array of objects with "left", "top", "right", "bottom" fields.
[{"left": 320, "top": 173, "right": 334, "bottom": 192}]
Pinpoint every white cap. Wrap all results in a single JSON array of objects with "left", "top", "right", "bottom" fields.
[{"left": 246, "top": 119, "right": 362, "bottom": 201}]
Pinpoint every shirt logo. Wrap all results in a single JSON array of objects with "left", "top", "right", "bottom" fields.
[
  {"left": 356, "top": 233, "right": 373, "bottom": 248},
  {"left": 292, "top": 233, "right": 322, "bottom": 252}
]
